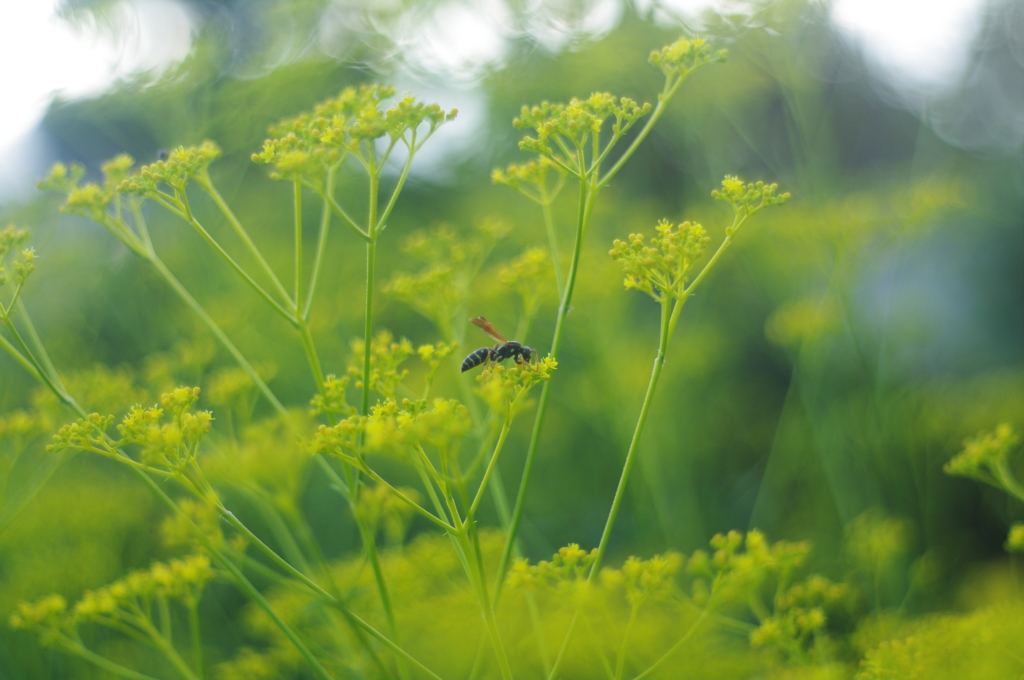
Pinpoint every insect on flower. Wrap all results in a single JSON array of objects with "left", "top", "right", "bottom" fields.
[{"left": 461, "top": 317, "right": 536, "bottom": 372}]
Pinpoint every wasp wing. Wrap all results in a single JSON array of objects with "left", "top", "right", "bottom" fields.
[{"left": 469, "top": 317, "right": 508, "bottom": 345}]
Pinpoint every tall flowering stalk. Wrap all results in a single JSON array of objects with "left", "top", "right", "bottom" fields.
[
  {"left": 492, "top": 38, "right": 728, "bottom": 595},
  {"left": 540, "top": 178, "right": 790, "bottom": 679}
]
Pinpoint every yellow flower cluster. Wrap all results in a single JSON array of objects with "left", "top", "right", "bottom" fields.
[
  {"left": 11, "top": 555, "right": 213, "bottom": 633},
  {"left": 49, "top": 387, "right": 213, "bottom": 475},
  {"left": 252, "top": 83, "right": 456, "bottom": 180},
  {"left": 507, "top": 543, "right": 600, "bottom": 591},
  {"left": 515, "top": 93, "right": 651, "bottom": 157},
  {"left": 600, "top": 553, "right": 684, "bottom": 607},
  {"left": 347, "top": 330, "right": 413, "bottom": 400},
  {"left": 610, "top": 219, "right": 710, "bottom": 301},
  {"left": 944, "top": 422, "right": 1019, "bottom": 481},
  {"left": 649, "top": 37, "right": 727, "bottom": 78},
  {"left": 712, "top": 176, "right": 791, "bottom": 222},
  {"left": 119, "top": 141, "right": 221, "bottom": 195},
  {"left": 491, "top": 156, "right": 563, "bottom": 194},
  {"left": 355, "top": 483, "right": 421, "bottom": 545},
  {"left": 474, "top": 359, "right": 557, "bottom": 417},
  {"left": 0, "top": 224, "right": 35, "bottom": 290}
]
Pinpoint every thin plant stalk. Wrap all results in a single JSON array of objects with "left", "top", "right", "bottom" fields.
[
  {"left": 61, "top": 638, "right": 163, "bottom": 680},
  {"left": 494, "top": 169, "right": 597, "bottom": 599},
  {"left": 496, "top": 65, "right": 701, "bottom": 597},
  {"left": 294, "top": 179, "right": 303, "bottom": 306},
  {"left": 187, "top": 598, "right": 204, "bottom": 680},
  {"left": 546, "top": 211, "right": 754, "bottom": 680},
  {"left": 197, "top": 173, "right": 293, "bottom": 306},
  {"left": 146, "top": 255, "right": 287, "bottom": 417}
]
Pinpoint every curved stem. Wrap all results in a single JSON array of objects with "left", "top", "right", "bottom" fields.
[
  {"left": 198, "top": 174, "right": 293, "bottom": 306},
  {"left": 355, "top": 514, "right": 411, "bottom": 680},
  {"left": 14, "top": 299, "right": 61, "bottom": 387},
  {"left": 591, "top": 296, "right": 671, "bottom": 574},
  {"left": 597, "top": 72, "right": 685, "bottom": 190},
  {"left": 470, "top": 418, "right": 513, "bottom": 517},
  {"left": 61, "top": 638, "right": 162, "bottom": 680},
  {"left": 311, "top": 185, "right": 370, "bottom": 241},
  {"left": 187, "top": 598, "right": 204, "bottom": 680},
  {"left": 218, "top": 508, "right": 334, "bottom": 602},
  {"left": 293, "top": 179, "right": 303, "bottom": 309},
  {"left": 0, "top": 316, "right": 81, "bottom": 415},
  {"left": 304, "top": 168, "right": 335, "bottom": 319},
  {"left": 298, "top": 321, "right": 327, "bottom": 398},
  {"left": 539, "top": 190, "right": 564, "bottom": 298},
  {"left": 147, "top": 255, "right": 287, "bottom": 417},
  {"left": 495, "top": 166, "right": 597, "bottom": 599},
  {"left": 130, "top": 468, "right": 338, "bottom": 680},
  {"left": 176, "top": 193, "right": 294, "bottom": 322},
  {"left": 375, "top": 132, "right": 417, "bottom": 233}
]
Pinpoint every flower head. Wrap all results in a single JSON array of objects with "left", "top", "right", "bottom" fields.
[
  {"left": 609, "top": 219, "right": 710, "bottom": 301},
  {"left": 120, "top": 142, "right": 220, "bottom": 196},
  {"left": 252, "top": 84, "right": 455, "bottom": 181},
  {"left": 649, "top": 37, "right": 727, "bottom": 78},
  {"left": 712, "top": 176, "right": 790, "bottom": 222}
]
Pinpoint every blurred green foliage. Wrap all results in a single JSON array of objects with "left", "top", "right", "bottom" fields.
[{"left": 1, "top": 0, "right": 1022, "bottom": 678}]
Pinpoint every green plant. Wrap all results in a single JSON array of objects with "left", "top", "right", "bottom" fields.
[
  {"left": 3, "top": 35, "right": 931, "bottom": 680},
  {"left": 945, "top": 423, "right": 1024, "bottom": 553}
]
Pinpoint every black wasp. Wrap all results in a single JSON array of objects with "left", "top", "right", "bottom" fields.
[{"left": 461, "top": 317, "right": 536, "bottom": 372}]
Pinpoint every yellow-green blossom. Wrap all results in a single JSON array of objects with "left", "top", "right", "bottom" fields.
[
  {"left": 120, "top": 141, "right": 221, "bottom": 195},
  {"left": 649, "top": 37, "right": 727, "bottom": 78},
  {"left": 610, "top": 219, "right": 710, "bottom": 301}
]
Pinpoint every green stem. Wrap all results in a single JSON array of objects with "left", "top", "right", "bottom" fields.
[
  {"left": 597, "top": 71, "right": 686, "bottom": 190},
  {"left": 187, "top": 598, "right": 204, "bottom": 680},
  {"left": 470, "top": 418, "right": 512, "bottom": 516},
  {"left": 147, "top": 255, "right": 287, "bottom": 417},
  {"left": 495, "top": 168, "right": 597, "bottom": 598},
  {"left": 294, "top": 179, "right": 303, "bottom": 309},
  {"left": 61, "top": 638, "right": 162, "bottom": 680},
  {"left": 630, "top": 609, "right": 709, "bottom": 680},
  {"left": 176, "top": 194, "right": 294, "bottom": 321},
  {"left": 356, "top": 515, "right": 412, "bottom": 680},
  {"left": 131, "top": 469, "right": 336, "bottom": 680},
  {"left": 198, "top": 174, "right": 293, "bottom": 306},
  {"left": 310, "top": 184, "right": 369, "bottom": 241},
  {"left": 0, "top": 333, "right": 49, "bottom": 395},
  {"left": 362, "top": 188, "right": 379, "bottom": 416},
  {"left": 539, "top": 196, "right": 564, "bottom": 299},
  {"left": 457, "top": 524, "right": 514, "bottom": 680},
  {"left": 145, "top": 620, "right": 200, "bottom": 680},
  {"left": 546, "top": 297, "right": 673, "bottom": 680},
  {"left": 304, "top": 168, "right": 335, "bottom": 319},
  {"left": 591, "top": 296, "right": 671, "bottom": 574},
  {"left": 350, "top": 459, "right": 456, "bottom": 532},
  {"left": 614, "top": 604, "right": 640, "bottom": 680},
  {"left": 375, "top": 132, "right": 418, "bottom": 233},
  {"left": 13, "top": 299, "right": 62, "bottom": 386},
  {"left": 0, "top": 316, "right": 80, "bottom": 414},
  {"left": 298, "top": 321, "right": 327, "bottom": 397},
  {"left": 218, "top": 508, "right": 334, "bottom": 602},
  {"left": 680, "top": 214, "right": 744, "bottom": 302},
  {"left": 995, "top": 461, "right": 1024, "bottom": 504}
]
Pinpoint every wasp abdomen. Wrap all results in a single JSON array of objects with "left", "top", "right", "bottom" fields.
[{"left": 461, "top": 347, "right": 493, "bottom": 373}]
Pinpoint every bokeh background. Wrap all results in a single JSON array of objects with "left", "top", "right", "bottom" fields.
[{"left": 0, "top": 0, "right": 1022, "bottom": 677}]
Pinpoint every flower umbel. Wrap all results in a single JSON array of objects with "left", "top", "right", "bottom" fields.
[{"left": 609, "top": 219, "right": 710, "bottom": 301}]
